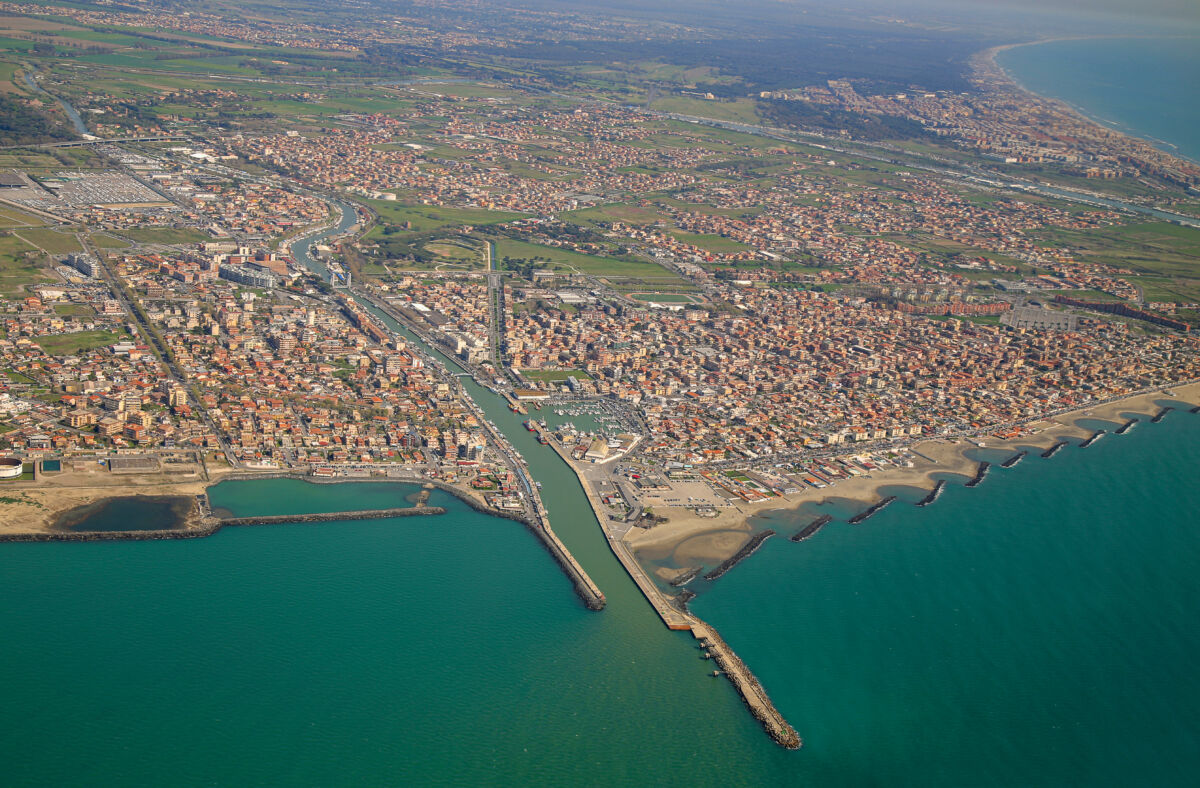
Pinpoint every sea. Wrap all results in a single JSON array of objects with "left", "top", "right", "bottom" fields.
[{"left": 996, "top": 36, "right": 1200, "bottom": 163}]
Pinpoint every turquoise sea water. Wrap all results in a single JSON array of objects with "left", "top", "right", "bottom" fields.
[
  {"left": 997, "top": 37, "right": 1200, "bottom": 163},
  {"left": 694, "top": 407, "right": 1200, "bottom": 786},
  {"left": 1, "top": 406, "right": 1198, "bottom": 785}
]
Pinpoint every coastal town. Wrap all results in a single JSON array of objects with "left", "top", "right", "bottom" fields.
[{"left": 1, "top": 0, "right": 1199, "bottom": 759}]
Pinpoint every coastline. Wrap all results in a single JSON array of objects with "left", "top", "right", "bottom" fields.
[
  {"left": 977, "top": 35, "right": 1200, "bottom": 167},
  {"left": 627, "top": 382, "right": 1200, "bottom": 570}
]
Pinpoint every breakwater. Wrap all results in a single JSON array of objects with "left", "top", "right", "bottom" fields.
[
  {"left": 916, "top": 480, "right": 948, "bottom": 507},
  {"left": 1041, "top": 441, "right": 1068, "bottom": 459},
  {"left": 669, "top": 567, "right": 702, "bottom": 587},
  {"left": 1116, "top": 419, "right": 1138, "bottom": 435},
  {"left": 1001, "top": 450, "right": 1028, "bottom": 469},
  {"left": 965, "top": 462, "right": 991, "bottom": 488},
  {"left": 849, "top": 496, "right": 896, "bottom": 524},
  {"left": 218, "top": 506, "right": 444, "bottom": 526},
  {"left": 1080, "top": 430, "right": 1106, "bottom": 448},
  {"left": 704, "top": 530, "right": 776, "bottom": 581},
  {"left": 1152, "top": 407, "right": 1173, "bottom": 423},
  {"left": 2, "top": 504, "right": 446, "bottom": 543},
  {"left": 691, "top": 621, "right": 802, "bottom": 750},
  {"left": 790, "top": 514, "right": 833, "bottom": 542}
]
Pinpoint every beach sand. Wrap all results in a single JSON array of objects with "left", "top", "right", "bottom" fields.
[{"left": 627, "top": 383, "right": 1200, "bottom": 569}]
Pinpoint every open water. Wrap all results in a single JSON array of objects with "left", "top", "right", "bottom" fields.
[
  {"left": 997, "top": 37, "right": 1200, "bottom": 163},
  {"left": 1, "top": 405, "right": 1198, "bottom": 785}
]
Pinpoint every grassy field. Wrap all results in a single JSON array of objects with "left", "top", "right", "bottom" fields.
[
  {"left": 649, "top": 96, "right": 762, "bottom": 125},
  {"left": 54, "top": 303, "right": 94, "bottom": 317},
  {"left": 91, "top": 233, "right": 130, "bottom": 250},
  {"left": 669, "top": 231, "right": 752, "bottom": 254},
  {"left": 423, "top": 237, "right": 484, "bottom": 266},
  {"left": 521, "top": 368, "right": 592, "bottom": 382},
  {"left": 629, "top": 292, "right": 698, "bottom": 303},
  {"left": 33, "top": 330, "right": 121, "bottom": 355},
  {"left": 368, "top": 200, "right": 528, "bottom": 234},
  {"left": 494, "top": 238, "right": 678, "bottom": 280},
  {"left": 563, "top": 204, "right": 666, "bottom": 226},
  {"left": 121, "top": 227, "right": 211, "bottom": 245},
  {"left": 0, "top": 233, "right": 46, "bottom": 296},
  {"left": 15, "top": 227, "right": 82, "bottom": 255},
  {"left": 0, "top": 206, "right": 43, "bottom": 228}
]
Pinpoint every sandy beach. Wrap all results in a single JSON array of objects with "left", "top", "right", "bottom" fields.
[{"left": 627, "top": 382, "right": 1200, "bottom": 569}]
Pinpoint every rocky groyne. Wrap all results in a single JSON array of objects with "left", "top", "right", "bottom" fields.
[
  {"left": 916, "top": 480, "right": 947, "bottom": 507},
  {"left": 1001, "top": 450, "right": 1028, "bottom": 469},
  {"left": 704, "top": 530, "right": 776, "bottom": 581},
  {"left": 1041, "top": 441, "right": 1068, "bottom": 459},
  {"left": 1116, "top": 418, "right": 1138, "bottom": 435},
  {"left": 790, "top": 514, "right": 832, "bottom": 542},
  {"left": 965, "top": 461, "right": 991, "bottom": 488},
  {"left": 1079, "top": 430, "right": 1106, "bottom": 448},
  {"left": 849, "top": 496, "right": 896, "bottom": 524},
  {"left": 1152, "top": 407, "right": 1172, "bottom": 423}
]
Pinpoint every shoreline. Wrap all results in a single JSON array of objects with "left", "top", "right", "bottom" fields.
[
  {"left": 628, "top": 382, "right": 1200, "bottom": 570},
  {"left": 978, "top": 35, "right": 1200, "bottom": 168}
]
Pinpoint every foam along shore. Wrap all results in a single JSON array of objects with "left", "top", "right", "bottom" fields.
[{"left": 628, "top": 382, "right": 1200, "bottom": 569}]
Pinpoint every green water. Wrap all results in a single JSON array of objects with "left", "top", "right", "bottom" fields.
[
  {"left": 693, "top": 407, "right": 1200, "bottom": 786},
  {"left": 55, "top": 495, "right": 194, "bottom": 532}
]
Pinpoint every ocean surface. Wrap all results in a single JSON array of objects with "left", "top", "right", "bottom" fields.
[
  {"left": 2, "top": 403, "right": 1198, "bottom": 785},
  {"left": 997, "top": 36, "right": 1200, "bottom": 163}
]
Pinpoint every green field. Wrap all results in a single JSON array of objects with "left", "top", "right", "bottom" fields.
[
  {"left": 494, "top": 238, "right": 678, "bottom": 281},
  {"left": 668, "top": 231, "right": 752, "bottom": 254},
  {"left": 521, "top": 368, "right": 592, "bottom": 382},
  {"left": 368, "top": 201, "right": 528, "bottom": 234},
  {"left": 0, "top": 206, "right": 44, "bottom": 228},
  {"left": 0, "top": 234, "right": 46, "bottom": 296},
  {"left": 121, "top": 227, "right": 211, "bottom": 245},
  {"left": 33, "top": 330, "right": 121, "bottom": 355},
  {"left": 15, "top": 227, "right": 82, "bottom": 255},
  {"left": 91, "top": 233, "right": 130, "bottom": 250},
  {"left": 629, "top": 292, "right": 697, "bottom": 303}
]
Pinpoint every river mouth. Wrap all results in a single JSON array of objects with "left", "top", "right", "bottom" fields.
[{"left": 52, "top": 496, "right": 195, "bottom": 533}]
